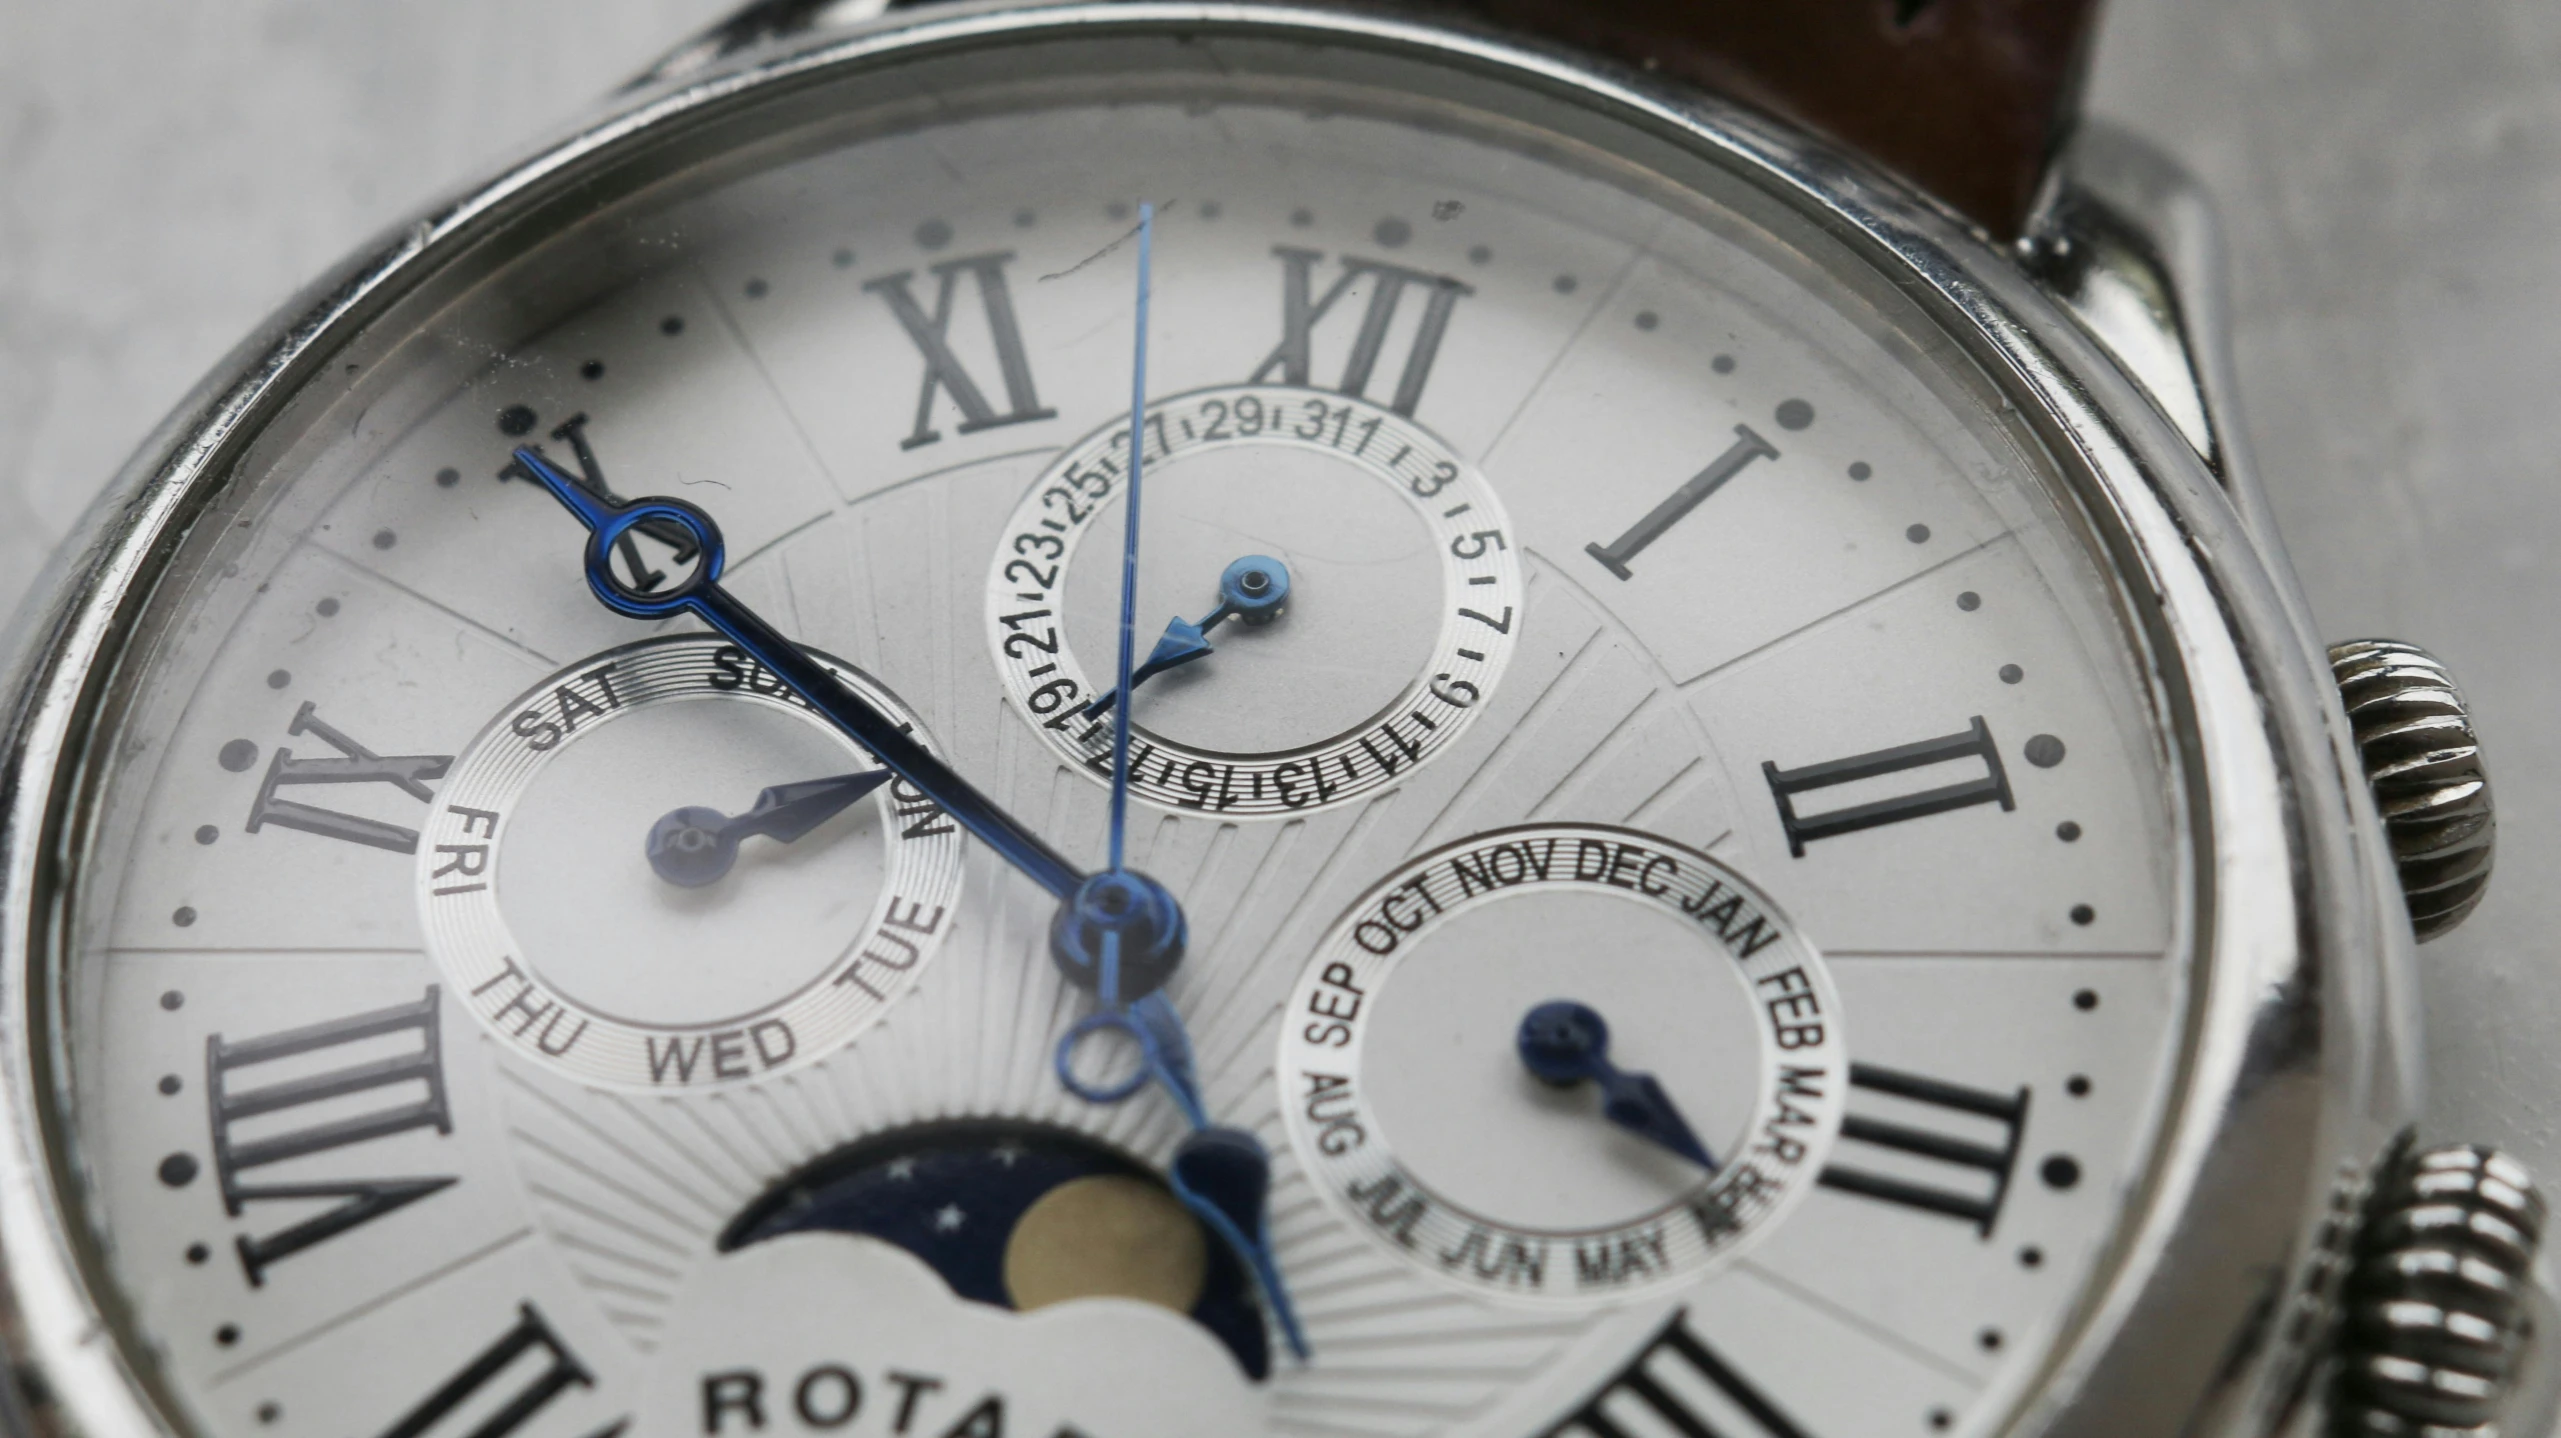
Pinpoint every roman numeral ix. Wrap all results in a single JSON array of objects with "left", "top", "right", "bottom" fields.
[
  {"left": 867, "top": 251, "right": 1055, "bottom": 450},
  {"left": 246, "top": 702, "right": 453, "bottom": 855},
  {"left": 1252, "top": 246, "right": 1472, "bottom": 417},
  {"left": 1818, "top": 1062, "right": 2030, "bottom": 1235},
  {"left": 208, "top": 987, "right": 456, "bottom": 1285}
]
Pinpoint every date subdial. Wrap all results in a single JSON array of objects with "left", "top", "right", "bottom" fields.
[
  {"left": 1278, "top": 824, "right": 1847, "bottom": 1306},
  {"left": 986, "top": 385, "right": 1521, "bottom": 815},
  {"left": 417, "top": 634, "right": 964, "bottom": 1090}
]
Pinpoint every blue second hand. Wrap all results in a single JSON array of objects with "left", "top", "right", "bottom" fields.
[{"left": 1108, "top": 202, "right": 1153, "bottom": 875}]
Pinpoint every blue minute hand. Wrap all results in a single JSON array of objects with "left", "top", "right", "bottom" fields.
[{"left": 1049, "top": 201, "right": 1307, "bottom": 1362}]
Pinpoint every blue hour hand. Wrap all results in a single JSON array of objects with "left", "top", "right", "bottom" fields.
[
  {"left": 1081, "top": 555, "right": 1290, "bottom": 719},
  {"left": 1518, "top": 1000, "right": 1718, "bottom": 1171},
  {"left": 508, "top": 443, "right": 1083, "bottom": 900}
]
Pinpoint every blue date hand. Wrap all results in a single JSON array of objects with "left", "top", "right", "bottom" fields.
[
  {"left": 645, "top": 771, "right": 894, "bottom": 888},
  {"left": 1518, "top": 1000, "right": 1719, "bottom": 1171},
  {"left": 1080, "top": 555, "right": 1291, "bottom": 720}
]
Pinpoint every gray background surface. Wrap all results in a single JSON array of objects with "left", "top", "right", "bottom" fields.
[{"left": 3, "top": 0, "right": 2558, "bottom": 1353}]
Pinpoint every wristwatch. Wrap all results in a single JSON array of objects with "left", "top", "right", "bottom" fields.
[{"left": 0, "top": 2, "right": 2541, "bottom": 1436}]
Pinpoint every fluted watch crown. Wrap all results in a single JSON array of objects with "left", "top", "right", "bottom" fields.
[
  {"left": 2329, "top": 640, "right": 2496, "bottom": 941},
  {"left": 2335, "top": 1145, "right": 2545, "bottom": 1435}
]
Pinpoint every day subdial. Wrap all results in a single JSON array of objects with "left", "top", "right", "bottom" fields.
[
  {"left": 417, "top": 634, "right": 964, "bottom": 1089},
  {"left": 1280, "top": 825, "right": 1848, "bottom": 1306},
  {"left": 987, "top": 384, "right": 1521, "bottom": 814}
]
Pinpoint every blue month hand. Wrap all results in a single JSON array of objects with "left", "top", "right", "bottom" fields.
[
  {"left": 1081, "top": 555, "right": 1291, "bottom": 719},
  {"left": 646, "top": 770, "right": 893, "bottom": 888},
  {"left": 1518, "top": 1000, "right": 1719, "bottom": 1171}
]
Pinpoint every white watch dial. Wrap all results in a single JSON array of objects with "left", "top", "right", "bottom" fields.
[{"left": 57, "top": 23, "right": 2186, "bottom": 1438}]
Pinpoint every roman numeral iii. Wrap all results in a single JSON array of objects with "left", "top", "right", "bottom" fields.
[
  {"left": 866, "top": 251, "right": 1056, "bottom": 450},
  {"left": 1818, "top": 1062, "right": 2030, "bottom": 1235},
  {"left": 207, "top": 987, "right": 456, "bottom": 1284},
  {"left": 245, "top": 702, "right": 453, "bottom": 855},
  {"left": 1763, "top": 716, "right": 2014, "bottom": 857},
  {"left": 1252, "top": 246, "right": 1471, "bottom": 417}
]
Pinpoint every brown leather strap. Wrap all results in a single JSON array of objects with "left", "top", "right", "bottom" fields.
[{"left": 1441, "top": 0, "right": 2105, "bottom": 239}]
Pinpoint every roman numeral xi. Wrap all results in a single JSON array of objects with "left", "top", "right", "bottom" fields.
[
  {"left": 868, "top": 252, "right": 1055, "bottom": 451},
  {"left": 207, "top": 987, "right": 456, "bottom": 1285}
]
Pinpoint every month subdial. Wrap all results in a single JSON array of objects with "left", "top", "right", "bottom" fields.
[
  {"left": 1278, "top": 824, "right": 1848, "bottom": 1306},
  {"left": 416, "top": 634, "right": 965, "bottom": 1090},
  {"left": 986, "top": 384, "right": 1522, "bottom": 815}
]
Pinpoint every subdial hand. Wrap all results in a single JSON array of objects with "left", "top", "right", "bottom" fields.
[
  {"left": 1517, "top": 1000, "right": 1720, "bottom": 1171},
  {"left": 645, "top": 771, "right": 894, "bottom": 888},
  {"left": 1080, "top": 555, "right": 1291, "bottom": 719}
]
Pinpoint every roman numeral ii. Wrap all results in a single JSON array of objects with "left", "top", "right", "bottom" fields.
[{"left": 1763, "top": 716, "right": 2013, "bottom": 857}]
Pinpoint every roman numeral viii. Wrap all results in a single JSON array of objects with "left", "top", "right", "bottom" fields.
[
  {"left": 1541, "top": 1309, "right": 1814, "bottom": 1438},
  {"left": 1818, "top": 1062, "right": 2030, "bottom": 1235},
  {"left": 208, "top": 987, "right": 456, "bottom": 1285},
  {"left": 1763, "top": 716, "right": 2014, "bottom": 857},
  {"left": 376, "top": 1302, "right": 603, "bottom": 1438},
  {"left": 1252, "top": 247, "right": 1472, "bottom": 417},
  {"left": 866, "top": 252, "right": 1055, "bottom": 450},
  {"left": 246, "top": 702, "right": 453, "bottom": 855}
]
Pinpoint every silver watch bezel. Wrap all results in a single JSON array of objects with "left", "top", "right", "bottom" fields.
[{"left": 0, "top": 6, "right": 2410, "bottom": 1436}]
